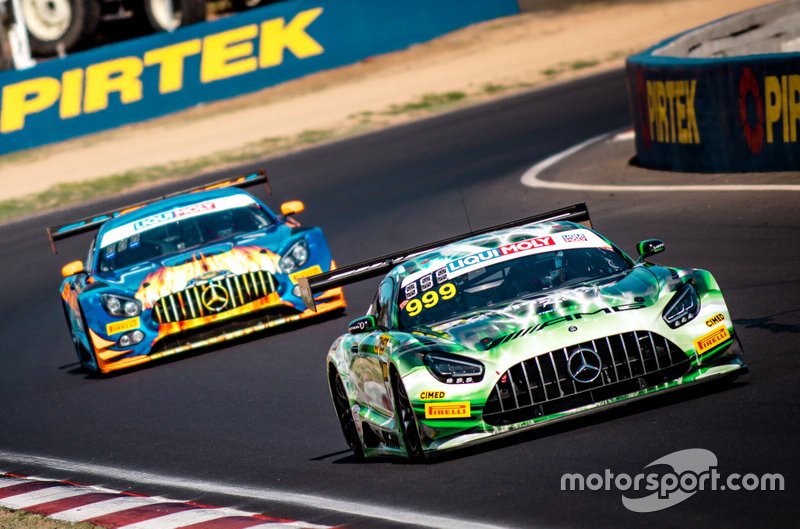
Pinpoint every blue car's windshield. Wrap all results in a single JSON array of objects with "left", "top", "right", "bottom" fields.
[
  {"left": 397, "top": 247, "right": 630, "bottom": 329},
  {"left": 97, "top": 203, "right": 272, "bottom": 273}
]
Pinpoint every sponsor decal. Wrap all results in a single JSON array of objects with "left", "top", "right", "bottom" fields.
[
  {"left": 562, "top": 233, "right": 588, "bottom": 243},
  {"left": 694, "top": 326, "right": 731, "bottom": 355},
  {"left": 705, "top": 313, "right": 725, "bottom": 327},
  {"left": 288, "top": 264, "right": 323, "bottom": 284},
  {"left": 739, "top": 67, "right": 765, "bottom": 155},
  {"left": 0, "top": 8, "right": 325, "bottom": 136},
  {"left": 133, "top": 200, "right": 217, "bottom": 231},
  {"left": 419, "top": 391, "right": 446, "bottom": 400},
  {"left": 174, "top": 201, "right": 217, "bottom": 218},
  {"left": 425, "top": 402, "right": 470, "bottom": 419},
  {"left": 106, "top": 316, "right": 140, "bottom": 336},
  {"left": 763, "top": 74, "right": 800, "bottom": 145},
  {"left": 373, "top": 334, "right": 391, "bottom": 355},
  {"left": 447, "top": 236, "right": 555, "bottom": 274},
  {"left": 381, "top": 363, "right": 389, "bottom": 381},
  {"left": 645, "top": 79, "right": 700, "bottom": 145},
  {"left": 100, "top": 194, "right": 256, "bottom": 247},
  {"left": 739, "top": 68, "right": 800, "bottom": 155}
]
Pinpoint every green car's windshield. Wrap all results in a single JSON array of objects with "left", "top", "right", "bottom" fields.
[
  {"left": 397, "top": 247, "right": 630, "bottom": 329},
  {"left": 97, "top": 204, "right": 272, "bottom": 273}
]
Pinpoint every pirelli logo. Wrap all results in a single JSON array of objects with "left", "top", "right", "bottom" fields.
[
  {"left": 693, "top": 326, "right": 731, "bottom": 355},
  {"left": 425, "top": 402, "right": 470, "bottom": 419},
  {"left": 289, "top": 264, "right": 323, "bottom": 284},
  {"left": 106, "top": 317, "right": 140, "bottom": 336}
]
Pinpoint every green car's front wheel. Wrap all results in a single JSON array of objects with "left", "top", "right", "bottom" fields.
[
  {"left": 391, "top": 370, "right": 425, "bottom": 461},
  {"left": 331, "top": 372, "right": 364, "bottom": 460}
]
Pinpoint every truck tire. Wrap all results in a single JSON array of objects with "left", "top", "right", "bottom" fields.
[
  {"left": 142, "top": 0, "right": 205, "bottom": 32},
  {"left": 21, "top": 0, "right": 100, "bottom": 56}
]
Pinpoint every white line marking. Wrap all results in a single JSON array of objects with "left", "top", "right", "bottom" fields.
[
  {"left": 51, "top": 496, "right": 162, "bottom": 522},
  {"left": 611, "top": 129, "right": 635, "bottom": 142},
  {"left": 0, "top": 486, "right": 89, "bottom": 508},
  {"left": 520, "top": 132, "right": 800, "bottom": 192},
  {"left": 0, "top": 450, "right": 514, "bottom": 529},
  {"left": 118, "top": 507, "right": 252, "bottom": 529},
  {"left": 0, "top": 477, "right": 27, "bottom": 489}
]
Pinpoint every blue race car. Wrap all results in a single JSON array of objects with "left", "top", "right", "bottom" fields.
[{"left": 50, "top": 170, "right": 346, "bottom": 374}]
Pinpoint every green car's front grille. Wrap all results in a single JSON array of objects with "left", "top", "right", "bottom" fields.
[{"left": 483, "top": 331, "right": 691, "bottom": 426}]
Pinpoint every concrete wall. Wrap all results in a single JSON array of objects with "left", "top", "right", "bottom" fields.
[{"left": 626, "top": 0, "right": 800, "bottom": 172}]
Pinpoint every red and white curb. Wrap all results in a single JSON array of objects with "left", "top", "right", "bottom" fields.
[{"left": 0, "top": 474, "right": 332, "bottom": 529}]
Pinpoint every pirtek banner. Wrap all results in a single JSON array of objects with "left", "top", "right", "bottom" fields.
[
  {"left": 627, "top": 50, "right": 800, "bottom": 172},
  {"left": 0, "top": 0, "right": 519, "bottom": 155}
]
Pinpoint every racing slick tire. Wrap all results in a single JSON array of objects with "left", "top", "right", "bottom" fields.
[
  {"left": 62, "top": 302, "right": 100, "bottom": 374},
  {"left": 391, "top": 369, "right": 426, "bottom": 462},
  {"left": 21, "top": 0, "right": 100, "bottom": 56},
  {"left": 330, "top": 371, "right": 364, "bottom": 460}
]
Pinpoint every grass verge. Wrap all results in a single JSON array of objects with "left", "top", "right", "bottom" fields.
[{"left": 0, "top": 507, "right": 99, "bottom": 529}]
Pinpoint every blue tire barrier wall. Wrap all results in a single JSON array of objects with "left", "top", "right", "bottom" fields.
[
  {"left": 0, "top": 0, "right": 519, "bottom": 155},
  {"left": 626, "top": 5, "right": 800, "bottom": 173}
]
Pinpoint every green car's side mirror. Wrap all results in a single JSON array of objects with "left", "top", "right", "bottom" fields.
[
  {"left": 636, "top": 239, "right": 666, "bottom": 262},
  {"left": 348, "top": 315, "right": 377, "bottom": 334}
]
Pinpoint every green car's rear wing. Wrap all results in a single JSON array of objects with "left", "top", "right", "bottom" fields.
[
  {"left": 46, "top": 170, "right": 270, "bottom": 254},
  {"left": 298, "top": 203, "right": 592, "bottom": 311}
]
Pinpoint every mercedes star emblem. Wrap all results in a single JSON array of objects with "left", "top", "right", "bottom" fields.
[
  {"left": 567, "top": 347, "right": 602, "bottom": 383},
  {"left": 201, "top": 283, "right": 230, "bottom": 312}
]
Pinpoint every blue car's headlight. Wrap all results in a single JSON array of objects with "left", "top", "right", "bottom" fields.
[
  {"left": 279, "top": 239, "right": 309, "bottom": 273},
  {"left": 423, "top": 352, "right": 484, "bottom": 384},
  {"left": 662, "top": 283, "right": 700, "bottom": 328},
  {"left": 101, "top": 294, "right": 141, "bottom": 317}
]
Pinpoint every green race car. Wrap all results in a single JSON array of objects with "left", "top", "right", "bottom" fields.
[{"left": 299, "top": 204, "right": 746, "bottom": 460}]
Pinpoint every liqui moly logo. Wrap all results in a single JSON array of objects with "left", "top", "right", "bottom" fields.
[
  {"left": 447, "top": 236, "right": 555, "bottom": 274},
  {"left": 174, "top": 200, "right": 216, "bottom": 218},
  {"left": 133, "top": 201, "right": 217, "bottom": 231}
]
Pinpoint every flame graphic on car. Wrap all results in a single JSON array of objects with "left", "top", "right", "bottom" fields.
[{"left": 135, "top": 246, "right": 280, "bottom": 308}]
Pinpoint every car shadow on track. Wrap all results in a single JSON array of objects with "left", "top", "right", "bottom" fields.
[{"left": 323, "top": 377, "right": 747, "bottom": 465}]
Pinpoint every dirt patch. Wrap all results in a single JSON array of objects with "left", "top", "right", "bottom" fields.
[{"left": 0, "top": 0, "right": 769, "bottom": 206}]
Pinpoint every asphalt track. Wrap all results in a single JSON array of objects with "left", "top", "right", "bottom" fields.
[{"left": 1, "top": 69, "right": 798, "bottom": 528}]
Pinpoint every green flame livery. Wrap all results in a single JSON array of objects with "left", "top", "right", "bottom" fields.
[{"left": 301, "top": 205, "right": 746, "bottom": 460}]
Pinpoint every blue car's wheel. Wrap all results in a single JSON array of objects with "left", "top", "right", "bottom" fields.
[
  {"left": 331, "top": 372, "right": 364, "bottom": 460},
  {"left": 63, "top": 302, "right": 99, "bottom": 373}
]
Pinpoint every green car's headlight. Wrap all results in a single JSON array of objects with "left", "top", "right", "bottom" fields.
[
  {"left": 662, "top": 283, "right": 700, "bottom": 328},
  {"left": 423, "top": 352, "right": 484, "bottom": 384},
  {"left": 101, "top": 294, "right": 141, "bottom": 317}
]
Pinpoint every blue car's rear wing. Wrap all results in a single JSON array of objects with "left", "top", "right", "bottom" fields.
[
  {"left": 297, "top": 203, "right": 592, "bottom": 311},
  {"left": 46, "top": 170, "right": 270, "bottom": 253}
]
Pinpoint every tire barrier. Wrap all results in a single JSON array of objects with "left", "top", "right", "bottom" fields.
[
  {"left": 0, "top": 0, "right": 519, "bottom": 155},
  {"left": 626, "top": 0, "right": 800, "bottom": 173}
]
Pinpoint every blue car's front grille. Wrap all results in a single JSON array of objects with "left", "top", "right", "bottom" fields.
[
  {"left": 153, "top": 270, "right": 276, "bottom": 323},
  {"left": 483, "top": 331, "right": 691, "bottom": 426}
]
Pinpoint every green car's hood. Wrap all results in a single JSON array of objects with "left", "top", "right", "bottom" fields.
[{"left": 409, "top": 265, "right": 673, "bottom": 353}]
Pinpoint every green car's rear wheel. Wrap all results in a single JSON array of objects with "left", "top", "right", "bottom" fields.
[
  {"left": 331, "top": 372, "right": 364, "bottom": 460},
  {"left": 392, "top": 370, "right": 425, "bottom": 461}
]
